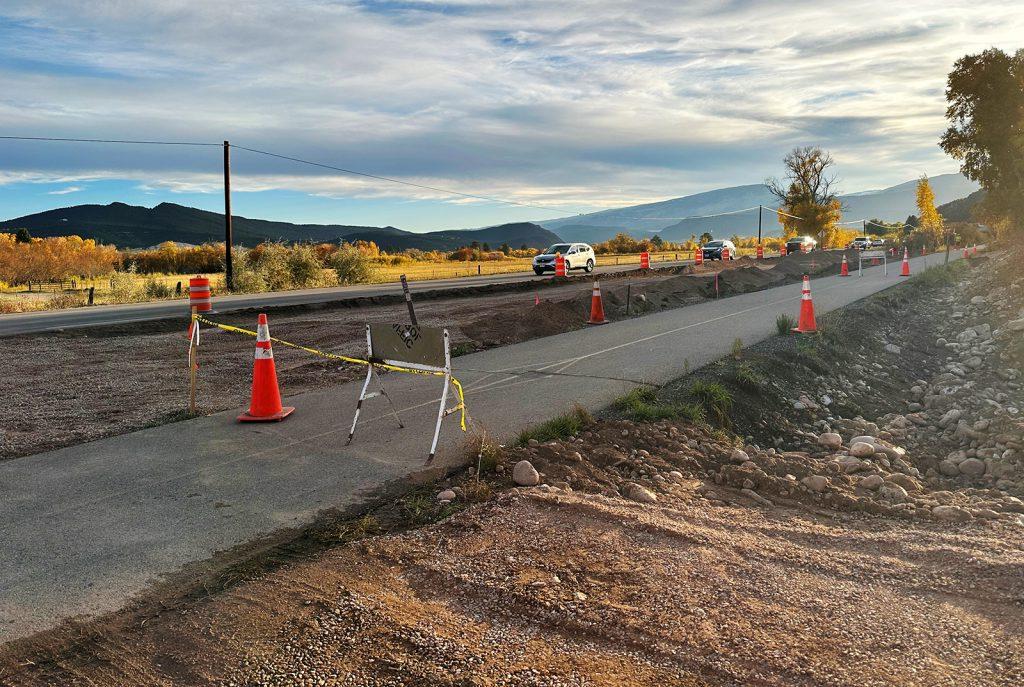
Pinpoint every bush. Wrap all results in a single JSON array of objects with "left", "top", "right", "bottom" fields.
[
  {"left": 331, "top": 244, "right": 373, "bottom": 285},
  {"left": 230, "top": 262, "right": 268, "bottom": 293},
  {"left": 516, "top": 404, "right": 592, "bottom": 445},
  {"left": 244, "top": 243, "right": 292, "bottom": 291},
  {"left": 108, "top": 264, "right": 143, "bottom": 303},
  {"left": 143, "top": 278, "right": 174, "bottom": 299},
  {"left": 614, "top": 387, "right": 705, "bottom": 424},
  {"left": 734, "top": 362, "right": 765, "bottom": 390},
  {"left": 690, "top": 381, "right": 733, "bottom": 426},
  {"left": 286, "top": 243, "right": 327, "bottom": 288},
  {"left": 776, "top": 313, "right": 796, "bottom": 335}
]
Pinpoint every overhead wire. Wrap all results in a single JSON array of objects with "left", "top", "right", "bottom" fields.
[{"left": 1, "top": 134, "right": 816, "bottom": 223}]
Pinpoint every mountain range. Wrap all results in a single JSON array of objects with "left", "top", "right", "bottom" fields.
[
  {"left": 0, "top": 173, "right": 979, "bottom": 250},
  {"left": 0, "top": 202, "right": 560, "bottom": 251},
  {"left": 543, "top": 173, "right": 978, "bottom": 242}
]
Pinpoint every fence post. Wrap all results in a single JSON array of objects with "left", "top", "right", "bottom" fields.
[
  {"left": 176, "top": 281, "right": 182, "bottom": 296},
  {"left": 88, "top": 286, "right": 95, "bottom": 305}
]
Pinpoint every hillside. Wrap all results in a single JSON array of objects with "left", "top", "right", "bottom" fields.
[
  {"left": 938, "top": 189, "right": 986, "bottom": 222},
  {"left": 0, "top": 202, "right": 560, "bottom": 250},
  {"left": 535, "top": 173, "right": 979, "bottom": 242}
]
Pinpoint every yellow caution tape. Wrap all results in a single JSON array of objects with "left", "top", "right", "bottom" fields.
[{"left": 192, "top": 314, "right": 466, "bottom": 431}]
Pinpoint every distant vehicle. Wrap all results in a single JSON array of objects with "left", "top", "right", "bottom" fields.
[
  {"left": 850, "top": 236, "right": 872, "bottom": 250},
  {"left": 871, "top": 238, "right": 886, "bottom": 247},
  {"left": 533, "top": 243, "right": 595, "bottom": 275},
  {"left": 701, "top": 240, "right": 736, "bottom": 261},
  {"left": 785, "top": 236, "right": 818, "bottom": 254}
]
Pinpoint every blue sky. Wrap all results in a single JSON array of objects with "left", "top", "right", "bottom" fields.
[{"left": 1, "top": 1, "right": 1021, "bottom": 231}]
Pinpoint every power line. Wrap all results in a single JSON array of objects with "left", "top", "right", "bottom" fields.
[
  {"left": 231, "top": 144, "right": 581, "bottom": 214},
  {"left": 0, "top": 135, "right": 220, "bottom": 146},
  {"left": 1, "top": 134, "right": 814, "bottom": 223}
]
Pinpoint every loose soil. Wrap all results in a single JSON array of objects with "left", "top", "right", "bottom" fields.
[
  {"left": 2, "top": 248, "right": 1021, "bottom": 686},
  {"left": 0, "top": 251, "right": 844, "bottom": 458}
]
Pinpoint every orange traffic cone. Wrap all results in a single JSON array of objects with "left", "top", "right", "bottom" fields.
[
  {"left": 900, "top": 247, "right": 911, "bottom": 277},
  {"left": 587, "top": 280, "right": 608, "bottom": 325},
  {"left": 972, "top": 244, "right": 978, "bottom": 256},
  {"left": 839, "top": 254, "right": 850, "bottom": 277},
  {"left": 963, "top": 248, "right": 969, "bottom": 259},
  {"left": 238, "top": 314, "right": 295, "bottom": 422},
  {"left": 792, "top": 275, "right": 817, "bottom": 334},
  {"left": 534, "top": 293, "right": 540, "bottom": 306}
]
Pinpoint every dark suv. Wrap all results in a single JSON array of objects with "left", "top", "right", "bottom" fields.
[{"left": 701, "top": 240, "right": 736, "bottom": 261}]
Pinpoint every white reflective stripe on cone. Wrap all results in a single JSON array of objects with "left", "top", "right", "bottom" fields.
[
  {"left": 257, "top": 324, "right": 270, "bottom": 341},
  {"left": 254, "top": 347, "right": 274, "bottom": 360}
]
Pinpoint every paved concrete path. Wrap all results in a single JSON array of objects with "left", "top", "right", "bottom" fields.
[
  {"left": 0, "top": 251, "right": 952, "bottom": 642},
  {"left": 0, "top": 258, "right": 698, "bottom": 336}
]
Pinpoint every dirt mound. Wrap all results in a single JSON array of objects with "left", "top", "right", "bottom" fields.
[
  {"left": 771, "top": 248, "right": 846, "bottom": 278},
  {"left": 460, "top": 299, "right": 584, "bottom": 346}
]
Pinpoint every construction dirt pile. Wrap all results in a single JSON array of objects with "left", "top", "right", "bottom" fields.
[
  {"left": 3, "top": 249, "right": 1022, "bottom": 686},
  {"left": 0, "top": 251, "right": 845, "bottom": 458}
]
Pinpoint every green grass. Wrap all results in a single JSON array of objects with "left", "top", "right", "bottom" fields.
[
  {"left": 516, "top": 404, "right": 593, "bottom": 445},
  {"left": 776, "top": 313, "right": 796, "bottom": 335},
  {"left": 733, "top": 362, "right": 766, "bottom": 391},
  {"left": 613, "top": 386, "right": 706, "bottom": 423},
  {"left": 689, "top": 380, "right": 733, "bottom": 426},
  {"left": 910, "top": 261, "right": 967, "bottom": 289}
]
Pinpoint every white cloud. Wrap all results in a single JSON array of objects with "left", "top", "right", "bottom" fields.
[
  {"left": 0, "top": 0, "right": 1018, "bottom": 220},
  {"left": 47, "top": 185, "right": 83, "bottom": 195}
]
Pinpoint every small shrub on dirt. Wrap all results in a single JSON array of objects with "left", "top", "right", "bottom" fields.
[
  {"left": 461, "top": 480, "right": 493, "bottom": 503},
  {"left": 911, "top": 262, "right": 964, "bottom": 290},
  {"left": 143, "top": 278, "right": 174, "bottom": 299},
  {"left": 613, "top": 387, "right": 705, "bottom": 424},
  {"left": 517, "top": 404, "right": 592, "bottom": 445},
  {"left": 776, "top": 313, "right": 796, "bottom": 335},
  {"left": 731, "top": 337, "right": 743, "bottom": 359},
  {"left": 733, "top": 362, "right": 765, "bottom": 391},
  {"left": 326, "top": 514, "right": 380, "bottom": 544},
  {"left": 472, "top": 436, "right": 502, "bottom": 475},
  {"left": 39, "top": 292, "right": 87, "bottom": 309},
  {"left": 690, "top": 381, "right": 733, "bottom": 426}
]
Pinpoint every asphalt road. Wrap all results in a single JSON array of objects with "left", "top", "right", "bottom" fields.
[
  {"left": 0, "top": 250, "right": 953, "bottom": 642},
  {"left": 0, "top": 258, "right": 697, "bottom": 336}
]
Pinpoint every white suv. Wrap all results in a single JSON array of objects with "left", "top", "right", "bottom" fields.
[{"left": 533, "top": 243, "right": 596, "bottom": 275}]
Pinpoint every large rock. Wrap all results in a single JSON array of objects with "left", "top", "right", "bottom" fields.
[
  {"left": 801, "top": 475, "right": 829, "bottom": 492},
  {"left": 886, "top": 473, "right": 921, "bottom": 492},
  {"left": 624, "top": 483, "right": 658, "bottom": 504},
  {"left": 859, "top": 474, "right": 884, "bottom": 490},
  {"left": 849, "top": 441, "right": 876, "bottom": 458},
  {"left": 939, "top": 408, "right": 963, "bottom": 428},
  {"left": 878, "top": 482, "right": 909, "bottom": 503},
  {"left": 730, "top": 448, "right": 750, "bottom": 464},
  {"left": 932, "top": 505, "right": 973, "bottom": 522},
  {"left": 512, "top": 460, "right": 540, "bottom": 486},
  {"left": 817, "top": 432, "right": 842, "bottom": 449},
  {"left": 958, "top": 458, "right": 987, "bottom": 477}
]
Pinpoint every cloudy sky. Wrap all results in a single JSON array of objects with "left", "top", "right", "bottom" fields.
[{"left": 0, "top": 1, "right": 1020, "bottom": 230}]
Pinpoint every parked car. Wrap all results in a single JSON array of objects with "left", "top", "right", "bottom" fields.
[
  {"left": 532, "top": 242, "right": 595, "bottom": 275},
  {"left": 871, "top": 238, "right": 886, "bottom": 247},
  {"left": 849, "top": 236, "right": 872, "bottom": 250},
  {"left": 701, "top": 240, "right": 736, "bottom": 261},
  {"left": 785, "top": 236, "right": 818, "bottom": 254}
]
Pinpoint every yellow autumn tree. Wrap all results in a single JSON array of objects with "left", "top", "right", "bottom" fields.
[
  {"left": 766, "top": 146, "right": 845, "bottom": 248},
  {"left": 915, "top": 175, "right": 944, "bottom": 247}
]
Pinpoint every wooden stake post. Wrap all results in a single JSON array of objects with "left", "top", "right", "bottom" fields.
[{"left": 188, "top": 306, "right": 199, "bottom": 414}]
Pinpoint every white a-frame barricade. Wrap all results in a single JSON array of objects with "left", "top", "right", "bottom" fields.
[
  {"left": 858, "top": 250, "right": 888, "bottom": 276},
  {"left": 347, "top": 323, "right": 463, "bottom": 463}
]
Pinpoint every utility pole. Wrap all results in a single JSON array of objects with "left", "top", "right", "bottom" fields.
[
  {"left": 757, "top": 205, "right": 762, "bottom": 245},
  {"left": 223, "top": 140, "right": 234, "bottom": 291}
]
